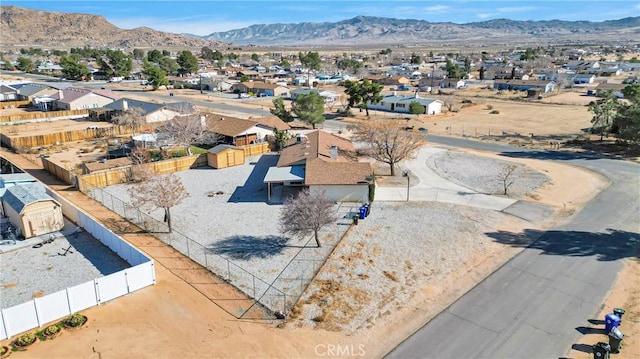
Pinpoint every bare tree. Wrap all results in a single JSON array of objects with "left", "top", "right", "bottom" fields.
[
  {"left": 113, "top": 107, "right": 146, "bottom": 136},
  {"left": 128, "top": 171, "right": 189, "bottom": 233},
  {"left": 349, "top": 120, "right": 425, "bottom": 176},
  {"left": 127, "top": 147, "right": 151, "bottom": 182},
  {"left": 498, "top": 164, "right": 517, "bottom": 195},
  {"left": 279, "top": 189, "right": 338, "bottom": 247},
  {"left": 442, "top": 95, "right": 459, "bottom": 112},
  {"left": 160, "top": 113, "right": 221, "bottom": 155}
]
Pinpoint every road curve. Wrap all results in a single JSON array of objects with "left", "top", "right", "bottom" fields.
[{"left": 387, "top": 135, "right": 640, "bottom": 359}]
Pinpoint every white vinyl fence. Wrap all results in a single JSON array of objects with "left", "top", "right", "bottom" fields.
[{"left": 0, "top": 186, "right": 156, "bottom": 340}]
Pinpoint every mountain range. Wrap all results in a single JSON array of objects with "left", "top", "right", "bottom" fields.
[
  {"left": 1, "top": 5, "right": 639, "bottom": 50},
  {"left": 201, "top": 15, "right": 640, "bottom": 46}
]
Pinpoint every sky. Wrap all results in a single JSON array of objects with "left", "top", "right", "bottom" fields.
[{"left": 3, "top": 0, "right": 640, "bottom": 36}]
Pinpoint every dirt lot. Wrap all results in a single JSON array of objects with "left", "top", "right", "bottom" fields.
[{"left": 2, "top": 144, "right": 623, "bottom": 359}]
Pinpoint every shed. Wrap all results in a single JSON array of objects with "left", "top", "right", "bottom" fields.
[
  {"left": 207, "top": 145, "right": 245, "bottom": 169},
  {"left": 1, "top": 183, "right": 63, "bottom": 239}
]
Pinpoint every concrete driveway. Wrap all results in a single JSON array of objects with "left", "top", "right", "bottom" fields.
[{"left": 375, "top": 147, "right": 517, "bottom": 211}]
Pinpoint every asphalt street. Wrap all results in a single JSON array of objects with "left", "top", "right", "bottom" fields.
[{"left": 388, "top": 136, "right": 640, "bottom": 359}]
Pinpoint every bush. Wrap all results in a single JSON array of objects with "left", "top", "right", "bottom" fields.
[
  {"left": 489, "top": 110, "right": 500, "bottom": 114},
  {"left": 64, "top": 313, "right": 86, "bottom": 327},
  {"left": 43, "top": 325, "right": 60, "bottom": 336},
  {"left": 486, "top": 104, "right": 494, "bottom": 110},
  {"left": 14, "top": 332, "right": 36, "bottom": 347}
]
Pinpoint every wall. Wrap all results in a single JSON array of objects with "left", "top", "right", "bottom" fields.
[
  {"left": 0, "top": 100, "right": 30, "bottom": 110},
  {"left": 0, "top": 109, "right": 89, "bottom": 123},
  {"left": 0, "top": 186, "right": 156, "bottom": 340},
  {"left": 41, "top": 157, "right": 73, "bottom": 185},
  {"left": 2, "top": 126, "right": 131, "bottom": 148},
  {"left": 310, "top": 184, "right": 368, "bottom": 203}
]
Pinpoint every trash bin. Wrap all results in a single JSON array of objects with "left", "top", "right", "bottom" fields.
[
  {"left": 364, "top": 203, "right": 370, "bottom": 217},
  {"left": 604, "top": 313, "right": 621, "bottom": 333},
  {"left": 608, "top": 327, "right": 624, "bottom": 354},
  {"left": 353, "top": 214, "right": 358, "bottom": 225},
  {"left": 613, "top": 308, "right": 625, "bottom": 322},
  {"left": 592, "top": 342, "right": 610, "bottom": 359},
  {"left": 359, "top": 206, "right": 366, "bottom": 220}
]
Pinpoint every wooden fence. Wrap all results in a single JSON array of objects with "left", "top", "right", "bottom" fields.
[
  {"left": 0, "top": 109, "right": 89, "bottom": 123},
  {"left": 1, "top": 126, "right": 132, "bottom": 148},
  {"left": 242, "top": 142, "right": 270, "bottom": 156},
  {"left": 41, "top": 157, "right": 74, "bottom": 185},
  {"left": 77, "top": 154, "right": 207, "bottom": 192},
  {"left": 0, "top": 100, "right": 31, "bottom": 110}
]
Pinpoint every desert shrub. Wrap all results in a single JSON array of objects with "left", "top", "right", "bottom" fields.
[
  {"left": 461, "top": 99, "right": 473, "bottom": 104},
  {"left": 486, "top": 104, "right": 494, "bottom": 110},
  {"left": 64, "top": 313, "right": 86, "bottom": 327},
  {"left": 43, "top": 325, "right": 60, "bottom": 336},
  {"left": 489, "top": 110, "right": 500, "bottom": 114},
  {"left": 14, "top": 332, "right": 36, "bottom": 346}
]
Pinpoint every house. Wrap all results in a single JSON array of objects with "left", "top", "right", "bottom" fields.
[
  {"left": 104, "top": 98, "right": 196, "bottom": 124},
  {"left": 0, "top": 182, "right": 64, "bottom": 239},
  {"left": 367, "top": 93, "right": 443, "bottom": 115},
  {"left": 263, "top": 130, "right": 372, "bottom": 203},
  {"left": 440, "top": 79, "right": 467, "bottom": 89},
  {"left": 573, "top": 74, "right": 596, "bottom": 84},
  {"left": 50, "top": 88, "right": 117, "bottom": 110},
  {"left": 205, "top": 115, "right": 282, "bottom": 146},
  {"left": 290, "top": 88, "right": 339, "bottom": 103},
  {"left": 230, "top": 82, "right": 289, "bottom": 97},
  {"left": 0, "top": 85, "right": 18, "bottom": 101},
  {"left": 595, "top": 83, "right": 626, "bottom": 98},
  {"left": 207, "top": 144, "right": 245, "bottom": 169},
  {"left": 15, "top": 83, "right": 59, "bottom": 102},
  {"left": 493, "top": 80, "right": 556, "bottom": 93},
  {"left": 236, "top": 70, "right": 261, "bottom": 80}
]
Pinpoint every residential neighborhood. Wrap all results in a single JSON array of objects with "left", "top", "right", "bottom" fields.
[{"left": 0, "top": 3, "right": 639, "bottom": 359}]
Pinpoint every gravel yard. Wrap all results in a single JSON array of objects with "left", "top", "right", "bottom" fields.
[
  {"left": 0, "top": 222, "right": 131, "bottom": 308},
  {"left": 99, "top": 154, "right": 358, "bottom": 311},
  {"left": 426, "top": 150, "right": 549, "bottom": 198}
]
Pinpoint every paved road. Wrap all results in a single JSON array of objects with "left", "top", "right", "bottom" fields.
[{"left": 388, "top": 135, "right": 640, "bottom": 359}]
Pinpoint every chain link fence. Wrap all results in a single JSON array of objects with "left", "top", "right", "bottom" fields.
[{"left": 79, "top": 177, "right": 356, "bottom": 319}]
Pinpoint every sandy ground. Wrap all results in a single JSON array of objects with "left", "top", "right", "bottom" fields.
[{"left": 0, "top": 143, "right": 613, "bottom": 359}]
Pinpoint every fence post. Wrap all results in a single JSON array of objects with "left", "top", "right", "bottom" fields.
[
  {"left": 253, "top": 275, "right": 256, "bottom": 299},
  {"left": 227, "top": 260, "right": 231, "bottom": 281}
]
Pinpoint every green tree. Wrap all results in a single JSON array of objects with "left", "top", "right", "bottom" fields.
[
  {"left": 272, "top": 127, "right": 290, "bottom": 150},
  {"left": 177, "top": 50, "right": 198, "bottom": 75},
  {"left": 147, "top": 49, "right": 163, "bottom": 63},
  {"left": 98, "top": 50, "right": 133, "bottom": 78},
  {"left": 479, "top": 67, "right": 485, "bottom": 81},
  {"left": 158, "top": 56, "right": 179, "bottom": 76},
  {"left": 51, "top": 49, "right": 67, "bottom": 57},
  {"left": 240, "top": 74, "right": 249, "bottom": 83},
  {"left": 410, "top": 53, "right": 421, "bottom": 64},
  {"left": 251, "top": 53, "right": 259, "bottom": 62},
  {"left": 162, "top": 50, "right": 171, "bottom": 57},
  {"left": 132, "top": 49, "right": 145, "bottom": 60},
  {"left": 338, "top": 58, "right": 361, "bottom": 73},
  {"left": 613, "top": 84, "right": 640, "bottom": 143},
  {"left": 464, "top": 57, "right": 472, "bottom": 73},
  {"left": 298, "top": 51, "right": 322, "bottom": 71},
  {"left": 588, "top": 90, "right": 618, "bottom": 140},
  {"left": 292, "top": 92, "right": 325, "bottom": 129},
  {"left": 343, "top": 79, "right": 383, "bottom": 117},
  {"left": 16, "top": 57, "right": 34, "bottom": 72},
  {"left": 142, "top": 59, "right": 169, "bottom": 90},
  {"left": 409, "top": 101, "right": 425, "bottom": 116},
  {"left": 211, "top": 50, "right": 224, "bottom": 62},
  {"left": 201, "top": 46, "right": 215, "bottom": 61},
  {"left": 270, "top": 97, "right": 294, "bottom": 123},
  {"left": 445, "top": 59, "right": 463, "bottom": 79},
  {"left": 60, "top": 55, "right": 90, "bottom": 80},
  {"left": 280, "top": 59, "right": 291, "bottom": 68}
]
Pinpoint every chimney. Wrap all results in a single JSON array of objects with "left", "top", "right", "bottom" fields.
[
  {"left": 122, "top": 100, "right": 128, "bottom": 111},
  {"left": 330, "top": 145, "right": 338, "bottom": 160},
  {"left": 58, "top": 89, "right": 63, "bottom": 99}
]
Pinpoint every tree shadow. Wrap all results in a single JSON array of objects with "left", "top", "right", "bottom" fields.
[
  {"left": 209, "top": 235, "right": 305, "bottom": 260},
  {"left": 228, "top": 154, "right": 279, "bottom": 203},
  {"left": 576, "top": 326, "right": 606, "bottom": 335},
  {"left": 486, "top": 228, "right": 640, "bottom": 262}
]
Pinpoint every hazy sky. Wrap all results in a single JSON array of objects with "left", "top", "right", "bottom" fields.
[{"left": 4, "top": 0, "right": 639, "bottom": 36}]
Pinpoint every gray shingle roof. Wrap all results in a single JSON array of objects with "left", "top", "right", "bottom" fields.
[{"left": 1, "top": 183, "right": 56, "bottom": 214}]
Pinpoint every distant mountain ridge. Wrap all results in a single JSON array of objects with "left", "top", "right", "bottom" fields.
[
  {"left": 1, "top": 5, "right": 638, "bottom": 49},
  {"left": 0, "top": 5, "right": 227, "bottom": 49},
  {"left": 202, "top": 15, "right": 640, "bottom": 46}
]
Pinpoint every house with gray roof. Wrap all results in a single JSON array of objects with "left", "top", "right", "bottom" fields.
[
  {"left": 104, "top": 98, "right": 196, "bottom": 124},
  {"left": 367, "top": 93, "right": 443, "bottom": 115},
  {"left": 1, "top": 182, "right": 63, "bottom": 239}
]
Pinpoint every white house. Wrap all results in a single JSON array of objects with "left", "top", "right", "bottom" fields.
[{"left": 368, "top": 93, "right": 443, "bottom": 115}]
